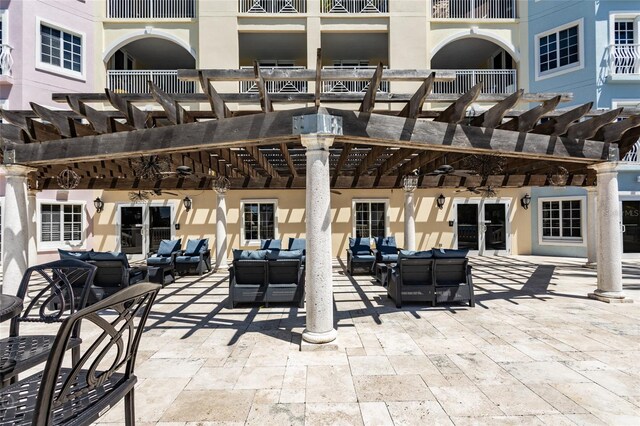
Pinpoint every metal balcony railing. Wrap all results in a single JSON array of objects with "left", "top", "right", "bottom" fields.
[
  {"left": 321, "top": 66, "right": 390, "bottom": 93},
  {"left": 431, "top": 0, "right": 516, "bottom": 19},
  {"left": 239, "top": 0, "right": 306, "bottom": 13},
  {"left": 432, "top": 69, "right": 517, "bottom": 95},
  {"left": 107, "top": 70, "right": 196, "bottom": 94},
  {"left": 239, "top": 66, "right": 308, "bottom": 93},
  {"left": 609, "top": 44, "right": 640, "bottom": 75},
  {"left": 321, "top": 0, "right": 388, "bottom": 13},
  {"left": 623, "top": 141, "right": 640, "bottom": 162},
  {"left": 1, "top": 44, "right": 13, "bottom": 76},
  {"left": 107, "top": 0, "right": 195, "bottom": 18}
]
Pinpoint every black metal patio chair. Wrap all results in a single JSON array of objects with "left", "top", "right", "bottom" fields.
[{"left": 0, "top": 282, "right": 160, "bottom": 425}]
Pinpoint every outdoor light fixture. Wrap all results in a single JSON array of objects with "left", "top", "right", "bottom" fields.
[
  {"left": 402, "top": 172, "right": 419, "bottom": 192},
  {"left": 93, "top": 197, "right": 104, "bottom": 213},
  {"left": 183, "top": 196, "right": 192, "bottom": 212},
  {"left": 213, "top": 176, "right": 230, "bottom": 194},
  {"left": 436, "top": 194, "right": 446, "bottom": 210},
  {"left": 520, "top": 193, "right": 532, "bottom": 210}
]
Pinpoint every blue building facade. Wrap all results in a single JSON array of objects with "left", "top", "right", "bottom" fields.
[{"left": 527, "top": 0, "right": 640, "bottom": 259}]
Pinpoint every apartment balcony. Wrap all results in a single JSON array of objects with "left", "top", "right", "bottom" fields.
[
  {"left": 322, "top": 0, "right": 388, "bottom": 14},
  {"left": 107, "top": 0, "right": 195, "bottom": 19},
  {"left": 107, "top": 70, "right": 196, "bottom": 94},
  {"left": 0, "top": 44, "right": 13, "bottom": 84},
  {"left": 431, "top": 0, "right": 516, "bottom": 19},
  {"left": 239, "top": 66, "right": 308, "bottom": 93},
  {"left": 432, "top": 69, "right": 517, "bottom": 95},
  {"left": 239, "top": 0, "right": 306, "bottom": 13},
  {"left": 321, "top": 66, "right": 389, "bottom": 93},
  {"left": 608, "top": 44, "right": 640, "bottom": 82}
]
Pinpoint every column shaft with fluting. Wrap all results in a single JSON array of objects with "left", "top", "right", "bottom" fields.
[{"left": 301, "top": 134, "right": 337, "bottom": 344}]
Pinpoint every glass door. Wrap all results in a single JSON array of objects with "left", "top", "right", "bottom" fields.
[
  {"left": 622, "top": 201, "right": 640, "bottom": 253},
  {"left": 149, "top": 206, "right": 172, "bottom": 253},
  {"left": 456, "top": 204, "right": 480, "bottom": 251},
  {"left": 482, "top": 203, "right": 507, "bottom": 254},
  {"left": 455, "top": 200, "right": 510, "bottom": 255},
  {"left": 120, "top": 206, "right": 144, "bottom": 257}
]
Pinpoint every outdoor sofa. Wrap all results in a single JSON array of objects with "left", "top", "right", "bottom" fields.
[
  {"left": 175, "top": 238, "right": 212, "bottom": 275},
  {"left": 229, "top": 249, "right": 305, "bottom": 308}
]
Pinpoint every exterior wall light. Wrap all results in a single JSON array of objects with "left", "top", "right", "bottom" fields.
[
  {"left": 402, "top": 172, "right": 419, "bottom": 192},
  {"left": 93, "top": 197, "right": 104, "bottom": 213},
  {"left": 183, "top": 196, "right": 192, "bottom": 212},
  {"left": 436, "top": 194, "right": 446, "bottom": 210},
  {"left": 520, "top": 193, "right": 531, "bottom": 210}
]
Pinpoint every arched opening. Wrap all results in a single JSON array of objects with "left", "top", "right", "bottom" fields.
[
  {"left": 431, "top": 38, "right": 517, "bottom": 95},
  {"left": 106, "top": 37, "right": 196, "bottom": 94}
]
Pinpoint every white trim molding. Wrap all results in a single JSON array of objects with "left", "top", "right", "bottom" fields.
[
  {"left": 35, "top": 17, "right": 86, "bottom": 81},
  {"left": 36, "top": 199, "right": 87, "bottom": 251},
  {"left": 537, "top": 195, "right": 587, "bottom": 246},
  {"left": 535, "top": 18, "right": 585, "bottom": 81},
  {"left": 240, "top": 198, "right": 279, "bottom": 246},
  {"left": 102, "top": 29, "right": 196, "bottom": 63},
  {"left": 430, "top": 29, "right": 521, "bottom": 64}
]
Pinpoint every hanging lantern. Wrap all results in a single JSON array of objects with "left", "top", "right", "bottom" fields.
[
  {"left": 56, "top": 169, "right": 81, "bottom": 190},
  {"left": 213, "top": 176, "right": 230, "bottom": 194}
]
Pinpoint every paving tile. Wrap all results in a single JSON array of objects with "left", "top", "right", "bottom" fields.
[
  {"left": 136, "top": 358, "right": 206, "bottom": 379},
  {"left": 386, "top": 401, "right": 453, "bottom": 425},
  {"left": 430, "top": 385, "right": 504, "bottom": 417},
  {"left": 348, "top": 355, "right": 396, "bottom": 376},
  {"left": 234, "top": 366, "right": 286, "bottom": 389},
  {"left": 185, "top": 366, "right": 242, "bottom": 390},
  {"left": 306, "top": 365, "right": 358, "bottom": 403},
  {"left": 279, "top": 388, "right": 305, "bottom": 403},
  {"left": 245, "top": 403, "right": 305, "bottom": 425},
  {"left": 501, "top": 361, "right": 590, "bottom": 384},
  {"left": 450, "top": 416, "right": 545, "bottom": 425},
  {"left": 359, "top": 402, "right": 394, "bottom": 426},
  {"left": 579, "top": 369, "right": 640, "bottom": 397},
  {"left": 478, "top": 383, "right": 557, "bottom": 416},
  {"left": 160, "top": 390, "right": 255, "bottom": 423},
  {"left": 526, "top": 383, "right": 589, "bottom": 414},
  {"left": 552, "top": 382, "right": 640, "bottom": 423},
  {"left": 353, "top": 375, "right": 434, "bottom": 402},
  {"left": 305, "top": 403, "right": 363, "bottom": 426}
]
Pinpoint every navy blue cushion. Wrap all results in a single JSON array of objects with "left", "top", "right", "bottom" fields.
[
  {"left": 288, "top": 238, "right": 306, "bottom": 252},
  {"left": 233, "top": 249, "right": 268, "bottom": 260},
  {"left": 58, "top": 249, "right": 92, "bottom": 261},
  {"left": 432, "top": 248, "right": 469, "bottom": 258},
  {"left": 176, "top": 255, "right": 202, "bottom": 263},
  {"left": 184, "top": 238, "right": 208, "bottom": 256},
  {"left": 380, "top": 254, "right": 398, "bottom": 262},
  {"left": 157, "top": 239, "right": 181, "bottom": 256},
  {"left": 352, "top": 254, "right": 375, "bottom": 261},
  {"left": 147, "top": 256, "right": 172, "bottom": 265},
  {"left": 349, "top": 237, "right": 371, "bottom": 255},
  {"left": 89, "top": 251, "right": 130, "bottom": 269},
  {"left": 399, "top": 250, "right": 434, "bottom": 259},
  {"left": 375, "top": 237, "right": 398, "bottom": 255},
  {"left": 267, "top": 249, "right": 303, "bottom": 260},
  {"left": 260, "top": 239, "right": 281, "bottom": 250}
]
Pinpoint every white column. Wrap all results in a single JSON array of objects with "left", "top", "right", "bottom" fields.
[
  {"left": 215, "top": 191, "right": 228, "bottom": 270},
  {"left": 27, "top": 191, "right": 38, "bottom": 267},
  {"left": 404, "top": 190, "right": 416, "bottom": 251},
  {"left": 301, "top": 134, "right": 337, "bottom": 344},
  {"left": 585, "top": 187, "right": 597, "bottom": 268},
  {"left": 1, "top": 165, "right": 35, "bottom": 295},
  {"left": 588, "top": 162, "right": 630, "bottom": 303}
]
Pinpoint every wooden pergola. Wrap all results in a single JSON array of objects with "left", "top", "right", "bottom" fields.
[{"left": 1, "top": 60, "right": 639, "bottom": 190}]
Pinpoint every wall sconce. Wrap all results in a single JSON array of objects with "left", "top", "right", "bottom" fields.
[
  {"left": 183, "top": 196, "right": 192, "bottom": 212},
  {"left": 520, "top": 193, "right": 531, "bottom": 210},
  {"left": 436, "top": 194, "right": 446, "bottom": 210},
  {"left": 93, "top": 197, "right": 104, "bottom": 213}
]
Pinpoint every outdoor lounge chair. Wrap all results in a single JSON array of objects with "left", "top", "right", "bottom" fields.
[
  {"left": 266, "top": 249, "right": 305, "bottom": 307},
  {"left": 346, "top": 237, "right": 377, "bottom": 275},
  {"left": 229, "top": 250, "right": 268, "bottom": 308},
  {"left": 433, "top": 249, "right": 475, "bottom": 307},
  {"left": 387, "top": 250, "right": 436, "bottom": 308},
  {"left": 146, "top": 238, "right": 181, "bottom": 283},
  {"left": 375, "top": 236, "right": 400, "bottom": 265},
  {"left": 175, "top": 238, "right": 212, "bottom": 275},
  {"left": 0, "top": 259, "right": 97, "bottom": 387},
  {"left": 0, "top": 283, "right": 160, "bottom": 425}
]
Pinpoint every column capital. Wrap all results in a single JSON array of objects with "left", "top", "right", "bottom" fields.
[
  {"left": 0, "top": 165, "right": 37, "bottom": 177},
  {"left": 588, "top": 161, "right": 640, "bottom": 174},
  {"left": 586, "top": 186, "right": 598, "bottom": 194},
  {"left": 214, "top": 189, "right": 227, "bottom": 197},
  {"left": 300, "top": 134, "right": 335, "bottom": 151}
]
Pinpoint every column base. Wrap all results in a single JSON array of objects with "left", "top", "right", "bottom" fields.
[
  {"left": 302, "top": 328, "right": 338, "bottom": 346},
  {"left": 588, "top": 290, "right": 633, "bottom": 304}
]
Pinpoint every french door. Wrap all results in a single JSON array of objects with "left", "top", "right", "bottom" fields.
[
  {"left": 454, "top": 200, "right": 511, "bottom": 255},
  {"left": 117, "top": 203, "right": 174, "bottom": 260}
]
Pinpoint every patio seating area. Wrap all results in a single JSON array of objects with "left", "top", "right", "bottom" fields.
[{"left": 44, "top": 255, "right": 639, "bottom": 425}]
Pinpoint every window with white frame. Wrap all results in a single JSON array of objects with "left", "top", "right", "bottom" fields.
[
  {"left": 241, "top": 201, "right": 276, "bottom": 244},
  {"left": 354, "top": 201, "right": 386, "bottom": 239},
  {"left": 540, "top": 199, "right": 583, "bottom": 242},
  {"left": 40, "top": 203, "right": 83, "bottom": 245},
  {"left": 536, "top": 19, "right": 583, "bottom": 79},
  {"left": 38, "top": 21, "right": 83, "bottom": 76},
  {"left": 610, "top": 13, "right": 640, "bottom": 75}
]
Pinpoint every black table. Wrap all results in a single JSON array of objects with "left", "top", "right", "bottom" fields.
[
  {"left": 146, "top": 265, "right": 175, "bottom": 286},
  {"left": 0, "top": 295, "right": 23, "bottom": 323}
]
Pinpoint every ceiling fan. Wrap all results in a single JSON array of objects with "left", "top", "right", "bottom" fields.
[
  {"left": 425, "top": 156, "right": 476, "bottom": 178},
  {"left": 128, "top": 189, "right": 180, "bottom": 203},
  {"left": 456, "top": 186, "right": 498, "bottom": 198}
]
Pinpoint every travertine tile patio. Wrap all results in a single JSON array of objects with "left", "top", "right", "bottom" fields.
[{"left": 18, "top": 256, "right": 640, "bottom": 425}]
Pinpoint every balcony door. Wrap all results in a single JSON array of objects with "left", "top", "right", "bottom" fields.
[
  {"left": 454, "top": 199, "right": 511, "bottom": 255},
  {"left": 117, "top": 203, "right": 175, "bottom": 260},
  {"left": 622, "top": 200, "right": 640, "bottom": 255}
]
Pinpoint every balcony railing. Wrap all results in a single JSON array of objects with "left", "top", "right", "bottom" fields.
[
  {"left": 1, "top": 44, "right": 13, "bottom": 76},
  {"left": 432, "top": 69, "right": 517, "bottom": 95},
  {"left": 609, "top": 44, "right": 640, "bottom": 76},
  {"left": 431, "top": 0, "right": 516, "bottom": 19},
  {"left": 240, "top": 66, "right": 308, "bottom": 93},
  {"left": 239, "top": 0, "right": 306, "bottom": 13},
  {"left": 321, "top": 66, "right": 390, "bottom": 93},
  {"left": 107, "top": 0, "right": 195, "bottom": 18},
  {"left": 107, "top": 70, "right": 196, "bottom": 94},
  {"left": 322, "top": 0, "right": 388, "bottom": 13}
]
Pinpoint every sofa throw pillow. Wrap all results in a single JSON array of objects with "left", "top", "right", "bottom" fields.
[
  {"left": 399, "top": 250, "right": 433, "bottom": 259},
  {"left": 267, "top": 249, "right": 302, "bottom": 260},
  {"left": 234, "top": 249, "right": 268, "bottom": 260},
  {"left": 432, "top": 248, "right": 469, "bottom": 258},
  {"left": 349, "top": 237, "right": 371, "bottom": 255},
  {"left": 288, "top": 238, "right": 306, "bottom": 252},
  {"left": 260, "top": 239, "right": 281, "bottom": 250},
  {"left": 157, "top": 239, "right": 181, "bottom": 256},
  {"left": 185, "top": 238, "right": 208, "bottom": 256},
  {"left": 376, "top": 236, "right": 398, "bottom": 255},
  {"left": 58, "top": 249, "right": 92, "bottom": 261}
]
